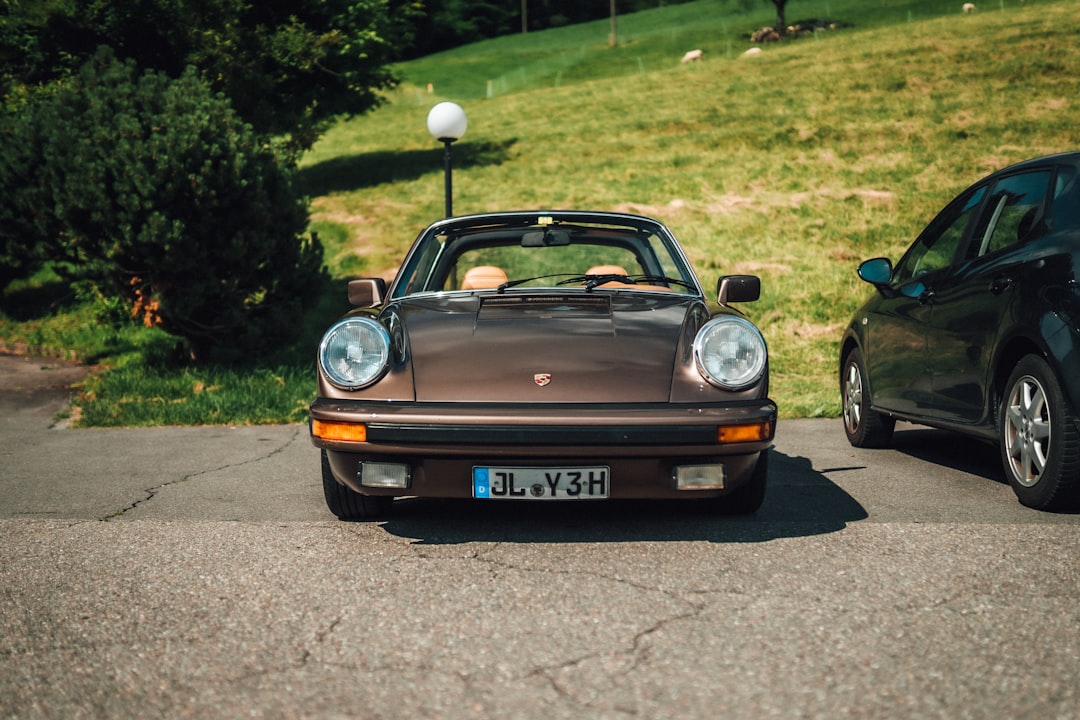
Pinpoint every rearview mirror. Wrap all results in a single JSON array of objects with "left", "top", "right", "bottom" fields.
[
  {"left": 717, "top": 275, "right": 760, "bottom": 304},
  {"left": 521, "top": 229, "right": 571, "bottom": 247}
]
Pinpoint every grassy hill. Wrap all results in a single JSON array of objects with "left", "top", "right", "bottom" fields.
[
  {"left": 301, "top": 0, "right": 1079, "bottom": 419},
  {"left": 2, "top": 0, "right": 1076, "bottom": 425}
]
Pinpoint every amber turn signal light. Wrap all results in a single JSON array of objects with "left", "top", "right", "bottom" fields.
[
  {"left": 717, "top": 421, "right": 773, "bottom": 444},
  {"left": 311, "top": 419, "right": 367, "bottom": 442}
]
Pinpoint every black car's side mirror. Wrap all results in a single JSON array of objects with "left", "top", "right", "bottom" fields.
[
  {"left": 347, "top": 278, "right": 386, "bottom": 308},
  {"left": 717, "top": 275, "right": 760, "bottom": 304},
  {"left": 857, "top": 257, "right": 893, "bottom": 285}
]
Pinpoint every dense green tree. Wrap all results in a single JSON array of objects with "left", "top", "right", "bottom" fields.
[
  {"left": 0, "top": 105, "right": 49, "bottom": 288},
  {"left": 402, "top": 0, "right": 704, "bottom": 58},
  {"left": 3, "top": 49, "right": 326, "bottom": 359},
  {"left": 0, "top": 0, "right": 419, "bottom": 152},
  {"left": 406, "top": 0, "right": 516, "bottom": 57}
]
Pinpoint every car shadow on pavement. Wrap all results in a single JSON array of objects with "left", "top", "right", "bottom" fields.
[
  {"left": 376, "top": 449, "right": 868, "bottom": 545},
  {"left": 890, "top": 426, "right": 1004, "bottom": 483}
]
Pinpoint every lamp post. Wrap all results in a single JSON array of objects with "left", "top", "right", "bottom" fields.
[{"left": 426, "top": 102, "right": 468, "bottom": 217}]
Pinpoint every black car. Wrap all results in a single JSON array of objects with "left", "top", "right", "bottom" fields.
[{"left": 840, "top": 152, "right": 1080, "bottom": 511}]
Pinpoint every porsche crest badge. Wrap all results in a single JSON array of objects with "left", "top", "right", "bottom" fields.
[{"left": 534, "top": 373, "right": 552, "bottom": 387}]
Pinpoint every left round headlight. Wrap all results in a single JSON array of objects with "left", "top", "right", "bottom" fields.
[
  {"left": 319, "top": 317, "right": 391, "bottom": 389},
  {"left": 694, "top": 316, "right": 767, "bottom": 390}
]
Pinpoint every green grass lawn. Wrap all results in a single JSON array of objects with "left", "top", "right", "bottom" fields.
[
  {"left": 2, "top": 0, "right": 1077, "bottom": 425},
  {"left": 303, "top": 0, "right": 1079, "bottom": 420}
]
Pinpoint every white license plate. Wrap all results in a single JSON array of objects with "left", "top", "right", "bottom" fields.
[{"left": 473, "top": 466, "right": 609, "bottom": 500}]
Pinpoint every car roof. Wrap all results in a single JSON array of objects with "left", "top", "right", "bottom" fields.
[
  {"left": 991, "top": 151, "right": 1080, "bottom": 176},
  {"left": 419, "top": 210, "right": 670, "bottom": 236}
]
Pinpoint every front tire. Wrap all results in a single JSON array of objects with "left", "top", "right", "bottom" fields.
[
  {"left": 321, "top": 450, "right": 394, "bottom": 520},
  {"left": 716, "top": 451, "right": 768, "bottom": 515},
  {"left": 841, "top": 348, "right": 895, "bottom": 448},
  {"left": 1000, "top": 355, "right": 1080, "bottom": 511}
]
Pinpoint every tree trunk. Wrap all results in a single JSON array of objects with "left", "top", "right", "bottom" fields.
[
  {"left": 773, "top": 0, "right": 787, "bottom": 32},
  {"left": 609, "top": 0, "right": 617, "bottom": 47}
]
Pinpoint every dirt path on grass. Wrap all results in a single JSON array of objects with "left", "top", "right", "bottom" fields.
[{"left": 0, "top": 353, "right": 90, "bottom": 425}]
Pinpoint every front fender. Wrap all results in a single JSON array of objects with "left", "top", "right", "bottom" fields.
[{"left": 1039, "top": 309, "right": 1080, "bottom": 414}]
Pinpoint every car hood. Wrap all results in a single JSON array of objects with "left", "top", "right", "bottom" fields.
[{"left": 394, "top": 292, "right": 700, "bottom": 403}]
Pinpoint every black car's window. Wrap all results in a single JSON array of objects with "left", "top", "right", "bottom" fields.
[
  {"left": 1048, "top": 166, "right": 1079, "bottom": 232},
  {"left": 968, "top": 170, "right": 1052, "bottom": 258},
  {"left": 893, "top": 186, "right": 985, "bottom": 285}
]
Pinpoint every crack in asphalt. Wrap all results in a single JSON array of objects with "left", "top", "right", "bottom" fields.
[
  {"left": 100, "top": 426, "right": 306, "bottom": 521},
  {"left": 527, "top": 599, "right": 705, "bottom": 714},
  {"left": 381, "top": 541, "right": 706, "bottom": 714},
  {"left": 292, "top": 529, "right": 710, "bottom": 715}
]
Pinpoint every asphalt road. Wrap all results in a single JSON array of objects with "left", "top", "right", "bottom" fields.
[{"left": 1, "top": 354, "right": 1078, "bottom": 719}]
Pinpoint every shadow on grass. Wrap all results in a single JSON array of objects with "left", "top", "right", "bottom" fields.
[
  {"left": 0, "top": 276, "right": 80, "bottom": 322},
  {"left": 298, "top": 138, "right": 518, "bottom": 196}
]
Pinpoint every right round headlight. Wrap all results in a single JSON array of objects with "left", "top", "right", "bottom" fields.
[
  {"left": 693, "top": 316, "right": 767, "bottom": 390},
  {"left": 319, "top": 317, "right": 391, "bottom": 389}
]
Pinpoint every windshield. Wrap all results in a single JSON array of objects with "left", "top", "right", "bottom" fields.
[{"left": 390, "top": 216, "right": 700, "bottom": 299}]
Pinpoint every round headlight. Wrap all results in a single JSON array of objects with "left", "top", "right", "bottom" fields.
[
  {"left": 319, "top": 317, "right": 391, "bottom": 389},
  {"left": 694, "top": 316, "right": 767, "bottom": 390}
]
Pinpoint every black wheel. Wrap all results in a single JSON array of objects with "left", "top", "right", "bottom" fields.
[
  {"left": 321, "top": 450, "right": 394, "bottom": 520},
  {"left": 841, "top": 348, "right": 895, "bottom": 448},
  {"left": 999, "top": 355, "right": 1080, "bottom": 511},
  {"left": 716, "top": 451, "right": 768, "bottom": 515}
]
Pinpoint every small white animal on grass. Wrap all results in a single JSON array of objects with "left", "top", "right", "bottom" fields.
[
  {"left": 681, "top": 49, "right": 703, "bottom": 63},
  {"left": 962, "top": 3, "right": 976, "bottom": 12}
]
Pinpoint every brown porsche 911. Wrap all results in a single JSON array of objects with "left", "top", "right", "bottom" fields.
[{"left": 309, "top": 211, "right": 776, "bottom": 519}]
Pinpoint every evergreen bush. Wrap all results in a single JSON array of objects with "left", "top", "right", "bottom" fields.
[
  {"left": 13, "top": 48, "right": 326, "bottom": 359},
  {"left": 0, "top": 106, "right": 52, "bottom": 290}
]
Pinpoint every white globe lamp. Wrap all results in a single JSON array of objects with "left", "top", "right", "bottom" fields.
[{"left": 427, "top": 103, "right": 468, "bottom": 217}]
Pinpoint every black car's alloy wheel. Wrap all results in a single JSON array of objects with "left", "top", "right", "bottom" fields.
[
  {"left": 1000, "top": 355, "right": 1080, "bottom": 511},
  {"left": 841, "top": 348, "right": 895, "bottom": 448}
]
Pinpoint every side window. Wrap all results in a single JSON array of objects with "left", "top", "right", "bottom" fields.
[
  {"left": 893, "top": 186, "right": 985, "bottom": 285},
  {"left": 1048, "top": 167, "right": 1079, "bottom": 233},
  {"left": 395, "top": 234, "right": 447, "bottom": 296},
  {"left": 969, "top": 170, "right": 1052, "bottom": 258}
]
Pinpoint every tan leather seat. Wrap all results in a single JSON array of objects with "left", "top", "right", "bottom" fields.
[
  {"left": 586, "top": 264, "right": 630, "bottom": 278},
  {"left": 461, "top": 265, "right": 508, "bottom": 290},
  {"left": 585, "top": 265, "right": 631, "bottom": 288},
  {"left": 584, "top": 264, "right": 671, "bottom": 292}
]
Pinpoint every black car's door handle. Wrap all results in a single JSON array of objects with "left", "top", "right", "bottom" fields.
[{"left": 990, "top": 276, "right": 1015, "bottom": 295}]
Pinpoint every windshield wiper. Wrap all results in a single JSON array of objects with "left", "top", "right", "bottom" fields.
[
  {"left": 556, "top": 274, "right": 695, "bottom": 292},
  {"left": 496, "top": 274, "right": 577, "bottom": 293},
  {"left": 632, "top": 274, "right": 695, "bottom": 289},
  {"left": 497, "top": 273, "right": 695, "bottom": 293}
]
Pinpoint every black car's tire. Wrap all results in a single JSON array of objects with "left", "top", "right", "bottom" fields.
[
  {"left": 841, "top": 348, "right": 895, "bottom": 448},
  {"left": 716, "top": 451, "right": 768, "bottom": 515},
  {"left": 999, "top": 355, "right": 1080, "bottom": 511},
  {"left": 321, "top": 450, "right": 394, "bottom": 520}
]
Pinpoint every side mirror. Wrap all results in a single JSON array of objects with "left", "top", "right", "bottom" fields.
[
  {"left": 857, "top": 257, "right": 893, "bottom": 285},
  {"left": 347, "top": 278, "right": 386, "bottom": 308},
  {"left": 717, "top": 275, "right": 760, "bottom": 304}
]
